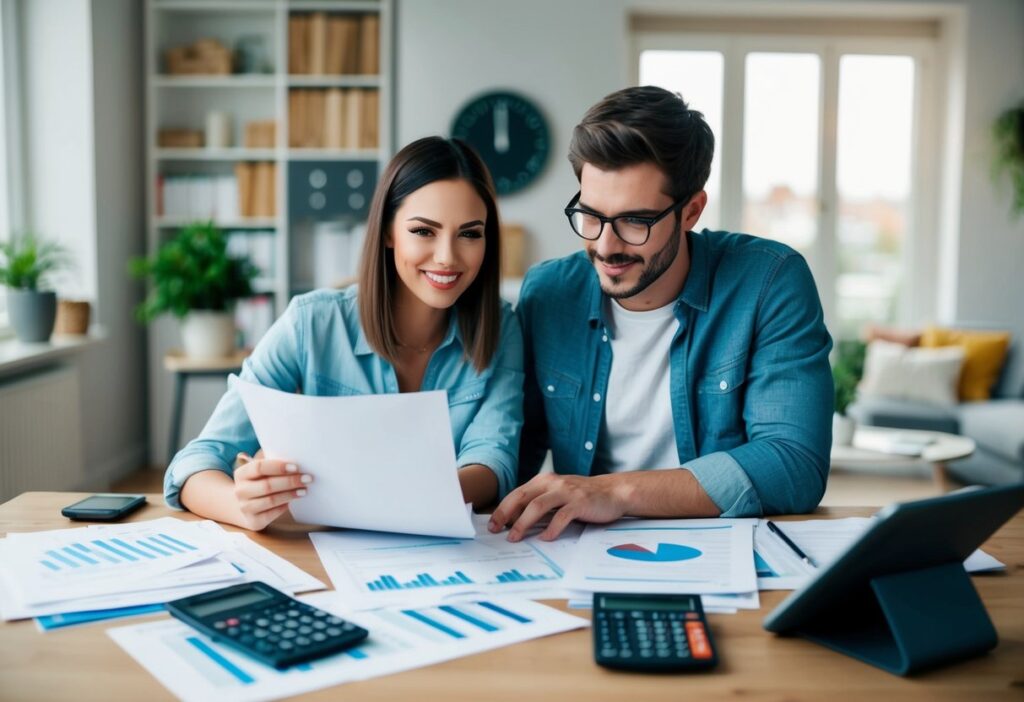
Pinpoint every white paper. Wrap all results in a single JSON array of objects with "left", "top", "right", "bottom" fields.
[
  {"left": 310, "top": 515, "right": 579, "bottom": 610},
  {"left": 108, "top": 593, "right": 589, "bottom": 702},
  {"left": 564, "top": 518, "right": 758, "bottom": 595},
  {"left": 235, "top": 378, "right": 474, "bottom": 539},
  {"left": 0, "top": 519, "right": 325, "bottom": 621},
  {"left": 754, "top": 518, "right": 1006, "bottom": 591},
  {"left": 1, "top": 519, "right": 223, "bottom": 605}
]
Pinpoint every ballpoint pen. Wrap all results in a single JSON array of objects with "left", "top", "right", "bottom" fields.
[{"left": 766, "top": 520, "right": 818, "bottom": 568}]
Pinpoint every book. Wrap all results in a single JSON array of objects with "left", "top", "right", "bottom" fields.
[
  {"left": 309, "top": 12, "right": 328, "bottom": 75},
  {"left": 324, "top": 88, "right": 346, "bottom": 149},
  {"left": 235, "top": 162, "right": 255, "bottom": 218},
  {"left": 358, "top": 14, "right": 380, "bottom": 75},
  {"left": 288, "top": 15, "right": 308, "bottom": 74},
  {"left": 339, "top": 16, "right": 361, "bottom": 74},
  {"left": 252, "top": 162, "right": 276, "bottom": 218},
  {"left": 344, "top": 88, "right": 362, "bottom": 150},
  {"left": 360, "top": 89, "right": 379, "bottom": 149}
]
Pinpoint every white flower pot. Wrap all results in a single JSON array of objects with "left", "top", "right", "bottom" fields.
[
  {"left": 833, "top": 412, "right": 857, "bottom": 447},
  {"left": 181, "top": 310, "right": 236, "bottom": 359}
]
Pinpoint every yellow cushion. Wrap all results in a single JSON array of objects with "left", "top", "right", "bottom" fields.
[{"left": 920, "top": 326, "right": 1011, "bottom": 401}]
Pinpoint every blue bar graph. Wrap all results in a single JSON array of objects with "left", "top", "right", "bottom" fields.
[
  {"left": 494, "top": 568, "right": 555, "bottom": 583},
  {"left": 402, "top": 610, "right": 466, "bottom": 639},
  {"left": 37, "top": 534, "right": 200, "bottom": 571},
  {"left": 366, "top": 570, "right": 475, "bottom": 591},
  {"left": 185, "top": 637, "right": 255, "bottom": 685},
  {"left": 439, "top": 605, "right": 499, "bottom": 632},
  {"left": 477, "top": 601, "right": 532, "bottom": 624}
]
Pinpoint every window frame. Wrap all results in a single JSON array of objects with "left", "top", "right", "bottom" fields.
[
  {"left": 633, "top": 30, "right": 941, "bottom": 336},
  {"left": 0, "top": 0, "right": 26, "bottom": 336}
]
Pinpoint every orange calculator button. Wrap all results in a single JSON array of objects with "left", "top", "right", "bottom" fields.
[{"left": 685, "top": 621, "right": 712, "bottom": 659}]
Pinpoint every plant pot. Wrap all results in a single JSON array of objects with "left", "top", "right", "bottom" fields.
[
  {"left": 833, "top": 412, "right": 857, "bottom": 447},
  {"left": 181, "top": 310, "right": 236, "bottom": 359},
  {"left": 6, "top": 288, "right": 57, "bottom": 343}
]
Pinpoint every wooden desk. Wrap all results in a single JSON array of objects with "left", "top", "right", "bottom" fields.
[{"left": 1, "top": 493, "right": 1022, "bottom": 701}]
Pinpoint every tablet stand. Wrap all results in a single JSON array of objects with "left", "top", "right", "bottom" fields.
[{"left": 795, "top": 562, "right": 998, "bottom": 675}]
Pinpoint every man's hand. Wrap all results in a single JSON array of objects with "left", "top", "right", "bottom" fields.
[
  {"left": 232, "top": 453, "right": 312, "bottom": 531},
  {"left": 488, "top": 473, "right": 629, "bottom": 542}
]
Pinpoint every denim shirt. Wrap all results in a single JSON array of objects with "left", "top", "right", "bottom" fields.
[
  {"left": 164, "top": 287, "right": 524, "bottom": 509},
  {"left": 517, "top": 230, "right": 833, "bottom": 517}
]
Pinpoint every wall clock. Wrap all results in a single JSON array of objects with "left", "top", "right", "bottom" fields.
[{"left": 450, "top": 91, "right": 550, "bottom": 196}]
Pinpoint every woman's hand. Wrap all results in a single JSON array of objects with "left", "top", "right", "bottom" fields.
[{"left": 232, "top": 452, "right": 312, "bottom": 530}]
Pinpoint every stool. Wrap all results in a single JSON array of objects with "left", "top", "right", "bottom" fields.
[{"left": 164, "top": 349, "right": 250, "bottom": 465}]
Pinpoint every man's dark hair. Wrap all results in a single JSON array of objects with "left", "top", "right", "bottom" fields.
[{"left": 568, "top": 86, "right": 715, "bottom": 202}]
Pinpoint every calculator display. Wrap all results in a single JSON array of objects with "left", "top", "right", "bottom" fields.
[
  {"left": 190, "top": 590, "right": 274, "bottom": 617},
  {"left": 599, "top": 595, "right": 695, "bottom": 612}
]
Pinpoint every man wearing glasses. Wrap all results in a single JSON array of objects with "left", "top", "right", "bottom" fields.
[{"left": 488, "top": 86, "right": 833, "bottom": 542}]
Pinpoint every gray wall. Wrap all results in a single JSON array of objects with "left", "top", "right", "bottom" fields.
[{"left": 21, "top": 0, "right": 148, "bottom": 488}]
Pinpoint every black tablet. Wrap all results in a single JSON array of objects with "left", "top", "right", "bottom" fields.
[{"left": 764, "top": 483, "right": 1024, "bottom": 634}]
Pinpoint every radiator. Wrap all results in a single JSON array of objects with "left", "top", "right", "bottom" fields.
[{"left": 0, "top": 364, "right": 84, "bottom": 502}]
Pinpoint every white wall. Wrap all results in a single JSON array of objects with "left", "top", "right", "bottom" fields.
[
  {"left": 21, "top": 0, "right": 148, "bottom": 488},
  {"left": 396, "top": 0, "right": 1024, "bottom": 341}
]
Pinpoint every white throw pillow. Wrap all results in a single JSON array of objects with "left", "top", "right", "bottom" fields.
[{"left": 858, "top": 340, "right": 965, "bottom": 406}]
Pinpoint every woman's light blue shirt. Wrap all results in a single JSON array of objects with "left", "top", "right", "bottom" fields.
[{"left": 164, "top": 287, "right": 524, "bottom": 509}]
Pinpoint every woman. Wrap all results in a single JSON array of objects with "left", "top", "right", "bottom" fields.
[{"left": 164, "top": 137, "right": 523, "bottom": 531}]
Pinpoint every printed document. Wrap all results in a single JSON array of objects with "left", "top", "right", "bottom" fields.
[{"left": 236, "top": 378, "right": 474, "bottom": 538}]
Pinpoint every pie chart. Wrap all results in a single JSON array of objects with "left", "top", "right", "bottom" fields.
[{"left": 607, "top": 543, "right": 703, "bottom": 562}]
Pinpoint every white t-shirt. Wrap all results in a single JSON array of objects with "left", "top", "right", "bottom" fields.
[{"left": 596, "top": 298, "right": 680, "bottom": 474}]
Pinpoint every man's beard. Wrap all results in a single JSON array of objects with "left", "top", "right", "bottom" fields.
[{"left": 589, "top": 226, "right": 682, "bottom": 300}]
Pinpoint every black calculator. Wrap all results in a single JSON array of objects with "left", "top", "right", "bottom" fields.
[
  {"left": 167, "top": 582, "right": 368, "bottom": 669},
  {"left": 592, "top": 593, "right": 718, "bottom": 672}
]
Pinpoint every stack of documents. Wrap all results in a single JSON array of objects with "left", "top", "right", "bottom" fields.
[
  {"left": 109, "top": 592, "right": 588, "bottom": 702},
  {"left": 0, "top": 517, "right": 325, "bottom": 621}
]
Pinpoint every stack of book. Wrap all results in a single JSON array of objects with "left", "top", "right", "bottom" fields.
[
  {"left": 244, "top": 120, "right": 277, "bottom": 148},
  {"left": 288, "top": 12, "right": 379, "bottom": 75},
  {"left": 235, "top": 162, "right": 277, "bottom": 218},
  {"left": 289, "top": 88, "right": 379, "bottom": 149}
]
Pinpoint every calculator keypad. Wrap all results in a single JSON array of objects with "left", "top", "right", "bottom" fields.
[
  {"left": 594, "top": 602, "right": 715, "bottom": 671},
  {"left": 209, "top": 602, "right": 361, "bottom": 661}
]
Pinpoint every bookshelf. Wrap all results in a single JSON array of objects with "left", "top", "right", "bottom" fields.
[
  {"left": 145, "top": 0, "right": 392, "bottom": 341},
  {"left": 144, "top": 0, "right": 392, "bottom": 462}
]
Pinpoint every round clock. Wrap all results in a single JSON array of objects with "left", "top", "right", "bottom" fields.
[{"left": 450, "top": 91, "right": 550, "bottom": 196}]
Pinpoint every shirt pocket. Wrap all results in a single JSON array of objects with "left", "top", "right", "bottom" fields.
[
  {"left": 448, "top": 377, "right": 489, "bottom": 406},
  {"left": 696, "top": 356, "right": 748, "bottom": 441},
  {"left": 312, "top": 373, "right": 364, "bottom": 397},
  {"left": 537, "top": 365, "right": 581, "bottom": 433}
]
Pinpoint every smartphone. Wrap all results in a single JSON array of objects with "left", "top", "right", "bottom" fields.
[{"left": 61, "top": 494, "right": 147, "bottom": 522}]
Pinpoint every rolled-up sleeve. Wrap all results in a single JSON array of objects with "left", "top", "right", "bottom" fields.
[
  {"left": 686, "top": 253, "right": 833, "bottom": 517},
  {"left": 455, "top": 305, "right": 525, "bottom": 499},
  {"left": 163, "top": 300, "right": 306, "bottom": 509}
]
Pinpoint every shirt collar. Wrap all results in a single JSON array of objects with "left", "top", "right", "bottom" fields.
[
  {"left": 585, "top": 230, "right": 710, "bottom": 327},
  {"left": 354, "top": 306, "right": 462, "bottom": 356}
]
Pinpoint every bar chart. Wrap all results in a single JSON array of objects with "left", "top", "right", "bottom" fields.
[{"left": 38, "top": 533, "right": 199, "bottom": 571}]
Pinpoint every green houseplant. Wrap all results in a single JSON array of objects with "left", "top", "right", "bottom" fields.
[
  {"left": 992, "top": 100, "right": 1024, "bottom": 218},
  {"left": 130, "top": 222, "right": 256, "bottom": 358},
  {"left": 832, "top": 340, "right": 866, "bottom": 446},
  {"left": 0, "top": 234, "right": 69, "bottom": 343}
]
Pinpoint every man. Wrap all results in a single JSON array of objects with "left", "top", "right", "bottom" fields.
[{"left": 488, "top": 86, "right": 833, "bottom": 542}]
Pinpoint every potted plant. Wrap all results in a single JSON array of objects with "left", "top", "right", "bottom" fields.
[
  {"left": 832, "top": 340, "right": 866, "bottom": 446},
  {"left": 0, "top": 234, "right": 69, "bottom": 343},
  {"left": 992, "top": 100, "right": 1024, "bottom": 218},
  {"left": 130, "top": 221, "right": 256, "bottom": 358}
]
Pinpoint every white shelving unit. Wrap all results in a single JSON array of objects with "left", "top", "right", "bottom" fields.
[
  {"left": 145, "top": 0, "right": 392, "bottom": 309},
  {"left": 144, "top": 0, "right": 393, "bottom": 464}
]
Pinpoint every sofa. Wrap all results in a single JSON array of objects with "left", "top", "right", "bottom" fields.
[{"left": 848, "top": 329, "right": 1024, "bottom": 486}]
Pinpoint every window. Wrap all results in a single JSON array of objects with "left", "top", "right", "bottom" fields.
[
  {"left": 0, "top": 0, "right": 21, "bottom": 330},
  {"left": 636, "top": 26, "right": 937, "bottom": 339}
]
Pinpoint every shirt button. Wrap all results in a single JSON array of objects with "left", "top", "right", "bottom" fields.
[
  {"left": 546, "top": 384, "right": 555, "bottom": 393},
  {"left": 593, "top": 393, "right": 601, "bottom": 402},
  {"left": 719, "top": 380, "right": 728, "bottom": 390},
  {"left": 584, "top": 441, "right": 594, "bottom": 451},
  {"left": 602, "top": 335, "right": 608, "bottom": 342}
]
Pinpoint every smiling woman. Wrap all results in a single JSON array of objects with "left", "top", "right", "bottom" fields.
[{"left": 166, "top": 137, "right": 524, "bottom": 532}]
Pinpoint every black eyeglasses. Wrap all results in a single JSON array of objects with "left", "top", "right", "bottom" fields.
[{"left": 564, "top": 191, "right": 691, "bottom": 246}]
